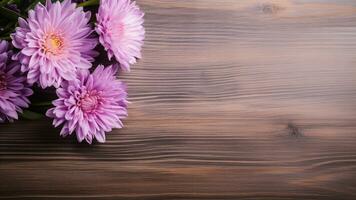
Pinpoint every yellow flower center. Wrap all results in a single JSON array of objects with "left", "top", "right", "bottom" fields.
[{"left": 42, "top": 34, "right": 64, "bottom": 55}]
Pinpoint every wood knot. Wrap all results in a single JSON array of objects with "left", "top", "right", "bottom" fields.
[
  {"left": 260, "top": 3, "right": 283, "bottom": 14},
  {"left": 287, "top": 122, "right": 302, "bottom": 137}
]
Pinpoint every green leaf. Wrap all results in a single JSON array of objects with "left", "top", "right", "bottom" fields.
[
  {"left": 32, "top": 101, "right": 53, "bottom": 106},
  {"left": 0, "top": 20, "right": 15, "bottom": 35},
  {"left": 25, "top": 0, "right": 45, "bottom": 12},
  {"left": 78, "top": 0, "right": 99, "bottom": 7},
  {"left": 0, "top": 35, "right": 10, "bottom": 40},
  {"left": 0, "top": 6, "right": 21, "bottom": 21},
  {"left": 0, "top": 0, "right": 11, "bottom": 6},
  {"left": 21, "top": 110, "right": 44, "bottom": 120}
]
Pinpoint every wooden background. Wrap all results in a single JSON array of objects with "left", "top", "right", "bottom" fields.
[{"left": 1, "top": 0, "right": 356, "bottom": 199}]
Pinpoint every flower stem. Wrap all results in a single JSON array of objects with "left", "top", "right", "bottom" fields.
[{"left": 78, "top": 0, "right": 99, "bottom": 7}]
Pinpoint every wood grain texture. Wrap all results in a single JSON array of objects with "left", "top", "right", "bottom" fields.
[{"left": 1, "top": 0, "right": 356, "bottom": 199}]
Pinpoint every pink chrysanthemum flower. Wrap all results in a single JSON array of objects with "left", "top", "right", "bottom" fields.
[
  {"left": 0, "top": 40, "right": 33, "bottom": 123},
  {"left": 46, "top": 65, "right": 128, "bottom": 144},
  {"left": 11, "top": 0, "right": 97, "bottom": 88},
  {"left": 96, "top": 0, "right": 145, "bottom": 71}
]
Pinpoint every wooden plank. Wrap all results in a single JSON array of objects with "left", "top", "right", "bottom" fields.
[{"left": 1, "top": 0, "right": 356, "bottom": 199}]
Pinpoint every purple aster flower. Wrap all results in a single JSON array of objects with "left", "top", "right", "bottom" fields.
[
  {"left": 46, "top": 64, "right": 128, "bottom": 144},
  {"left": 11, "top": 0, "right": 97, "bottom": 89},
  {"left": 96, "top": 0, "right": 145, "bottom": 71},
  {"left": 0, "top": 40, "right": 33, "bottom": 123}
]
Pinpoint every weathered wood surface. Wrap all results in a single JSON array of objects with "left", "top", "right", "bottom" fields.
[{"left": 1, "top": 0, "right": 356, "bottom": 199}]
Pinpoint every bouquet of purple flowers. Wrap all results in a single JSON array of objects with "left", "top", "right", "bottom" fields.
[{"left": 0, "top": 0, "right": 145, "bottom": 143}]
